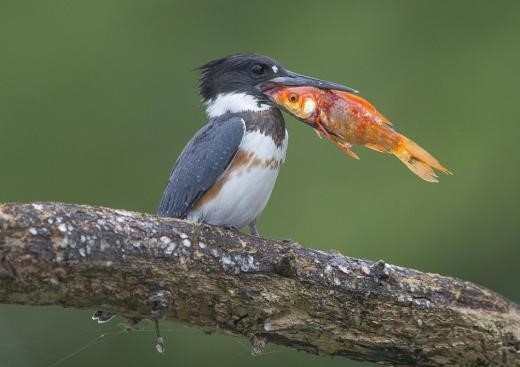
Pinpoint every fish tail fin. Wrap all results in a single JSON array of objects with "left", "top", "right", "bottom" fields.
[{"left": 393, "top": 137, "right": 452, "bottom": 182}]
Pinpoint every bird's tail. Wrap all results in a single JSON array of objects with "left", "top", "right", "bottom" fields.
[{"left": 392, "top": 136, "right": 451, "bottom": 182}]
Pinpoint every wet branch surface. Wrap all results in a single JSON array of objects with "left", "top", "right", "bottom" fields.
[{"left": 0, "top": 202, "right": 519, "bottom": 366}]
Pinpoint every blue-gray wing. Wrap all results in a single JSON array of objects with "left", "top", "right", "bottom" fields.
[{"left": 157, "top": 116, "right": 245, "bottom": 218}]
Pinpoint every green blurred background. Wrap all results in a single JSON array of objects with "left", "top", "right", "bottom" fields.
[{"left": 1, "top": 0, "right": 519, "bottom": 366}]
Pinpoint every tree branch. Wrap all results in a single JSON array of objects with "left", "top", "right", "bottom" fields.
[{"left": 0, "top": 202, "right": 518, "bottom": 366}]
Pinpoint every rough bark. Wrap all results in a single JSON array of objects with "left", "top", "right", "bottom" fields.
[{"left": 0, "top": 202, "right": 518, "bottom": 366}]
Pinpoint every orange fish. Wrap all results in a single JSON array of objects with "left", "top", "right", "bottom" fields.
[{"left": 265, "top": 86, "right": 451, "bottom": 182}]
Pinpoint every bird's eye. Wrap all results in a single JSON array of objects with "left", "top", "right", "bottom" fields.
[
  {"left": 289, "top": 94, "right": 298, "bottom": 103},
  {"left": 251, "top": 64, "right": 265, "bottom": 75}
]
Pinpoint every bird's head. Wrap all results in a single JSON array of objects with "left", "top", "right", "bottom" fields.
[{"left": 199, "top": 53, "right": 356, "bottom": 117}]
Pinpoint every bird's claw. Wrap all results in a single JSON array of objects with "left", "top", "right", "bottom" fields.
[{"left": 222, "top": 225, "right": 240, "bottom": 233}]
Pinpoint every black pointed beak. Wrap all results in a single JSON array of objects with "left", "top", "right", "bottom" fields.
[{"left": 260, "top": 70, "right": 358, "bottom": 93}]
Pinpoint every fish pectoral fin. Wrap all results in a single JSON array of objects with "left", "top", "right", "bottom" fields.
[
  {"left": 315, "top": 121, "right": 332, "bottom": 139},
  {"left": 346, "top": 148, "right": 360, "bottom": 160},
  {"left": 314, "top": 130, "right": 323, "bottom": 139},
  {"left": 336, "top": 142, "right": 360, "bottom": 160},
  {"left": 365, "top": 143, "right": 387, "bottom": 153}
]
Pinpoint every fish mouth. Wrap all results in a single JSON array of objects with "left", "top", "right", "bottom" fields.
[
  {"left": 258, "top": 83, "right": 282, "bottom": 95},
  {"left": 258, "top": 84, "right": 287, "bottom": 108}
]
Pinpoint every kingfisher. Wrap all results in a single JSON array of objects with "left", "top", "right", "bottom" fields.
[
  {"left": 156, "top": 53, "right": 355, "bottom": 235},
  {"left": 92, "top": 53, "right": 355, "bottom": 334}
]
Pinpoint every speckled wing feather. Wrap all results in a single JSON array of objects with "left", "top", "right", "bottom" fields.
[{"left": 157, "top": 116, "right": 245, "bottom": 218}]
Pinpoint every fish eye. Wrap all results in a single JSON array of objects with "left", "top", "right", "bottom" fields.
[
  {"left": 289, "top": 94, "right": 298, "bottom": 103},
  {"left": 251, "top": 64, "right": 265, "bottom": 75}
]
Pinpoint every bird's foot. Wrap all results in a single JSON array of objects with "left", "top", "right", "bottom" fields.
[
  {"left": 222, "top": 224, "right": 241, "bottom": 233},
  {"left": 248, "top": 219, "right": 260, "bottom": 237}
]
